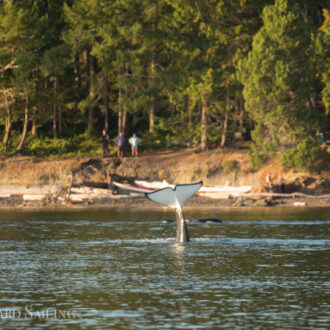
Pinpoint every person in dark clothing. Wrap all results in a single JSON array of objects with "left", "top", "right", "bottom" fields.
[
  {"left": 101, "top": 130, "right": 109, "bottom": 157},
  {"left": 277, "top": 176, "right": 285, "bottom": 193}
]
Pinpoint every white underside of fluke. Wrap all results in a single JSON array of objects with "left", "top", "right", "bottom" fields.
[
  {"left": 145, "top": 181, "right": 203, "bottom": 243},
  {"left": 145, "top": 181, "right": 203, "bottom": 209}
]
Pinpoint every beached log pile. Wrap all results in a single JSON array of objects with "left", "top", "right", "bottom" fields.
[
  {"left": 0, "top": 184, "right": 131, "bottom": 208},
  {"left": 0, "top": 181, "right": 329, "bottom": 208},
  {"left": 0, "top": 169, "right": 140, "bottom": 207}
]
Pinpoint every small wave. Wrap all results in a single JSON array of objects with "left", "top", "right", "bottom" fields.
[
  {"left": 225, "top": 220, "right": 330, "bottom": 225},
  {"left": 117, "top": 237, "right": 175, "bottom": 244},
  {"left": 81, "top": 237, "right": 224, "bottom": 245}
]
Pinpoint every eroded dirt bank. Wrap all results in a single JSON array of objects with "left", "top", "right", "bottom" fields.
[{"left": 0, "top": 148, "right": 329, "bottom": 195}]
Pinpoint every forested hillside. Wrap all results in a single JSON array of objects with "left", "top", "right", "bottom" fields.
[{"left": 0, "top": 0, "right": 329, "bottom": 172}]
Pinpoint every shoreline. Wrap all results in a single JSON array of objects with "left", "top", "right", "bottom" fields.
[
  {"left": 0, "top": 150, "right": 329, "bottom": 211},
  {"left": 1, "top": 193, "right": 329, "bottom": 211}
]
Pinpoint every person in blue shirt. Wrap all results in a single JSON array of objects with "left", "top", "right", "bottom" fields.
[
  {"left": 129, "top": 133, "right": 141, "bottom": 157},
  {"left": 115, "top": 132, "right": 126, "bottom": 158},
  {"left": 320, "top": 133, "right": 326, "bottom": 143}
]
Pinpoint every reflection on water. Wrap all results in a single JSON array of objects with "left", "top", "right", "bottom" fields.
[{"left": 0, "top": 207, "right": 329, "bottom": 329}]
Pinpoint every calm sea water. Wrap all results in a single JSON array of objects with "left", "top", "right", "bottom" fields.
[{"left": 0, "top": 207, "right": 329, "bottom": 329}]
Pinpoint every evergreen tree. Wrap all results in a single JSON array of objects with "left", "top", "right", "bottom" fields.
[
  {"left": 315, "top": 9, "right": 330, "bottom": 116},
  {"left": 0, "top": 1, "right": 45, "bottom": 147},
  {"left": 64, "top": 0, "right": 99, "bottom": 135},
  {"left": 162, "top": 0, "right": 231, "bottom": 150},
  {"left": 0, "top": 0, "right": 73, "bottom": 150},
  {"left": 162, "top": 0, "right": 271, "bottom": 150},
  {"left": 238, "top": 0, "right": 326, "bottom": 171},
  {"left": 0, "top": 0, "right": 328, "bottom": 162}
]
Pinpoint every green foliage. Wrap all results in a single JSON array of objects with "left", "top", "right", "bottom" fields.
[
  {"left": 12, "top": 134, "right": 105, "bottom": 158},
  {"left": 70, "top": 133, "right": 105, "bottom": 157},
  {"left": 238, "top": 0, "right": 327, "bottom": 169},
  {"left": 139, "top": 131, "right": 167, "bottom": 151},
  {"left": 248, "top": 123, "right": 278, "bottom": 169},
  {"left": 26, "top": 136, "right": 74, "bottom": 156},
  {"left": 280, "top": 139, "right": 329, "bottom": 173},
  {"left": 249, "top": 142, "right": 276, "bottom": 170},
  {"left": 0, "top": 0, "right": 328, "bottom": 174},
  {"left": 315, "top": 9, "right": 330, "bottom": 116},
  {"left": 138, "top": 116, "right": 201, "bottom": 151},
  {"left": 156, "top": 115, "right": 201, "bottom": 148}
]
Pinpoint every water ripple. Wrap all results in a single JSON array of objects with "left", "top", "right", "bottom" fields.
[{"left": 0, "top": 210, "right": 329, "bottom": 329}]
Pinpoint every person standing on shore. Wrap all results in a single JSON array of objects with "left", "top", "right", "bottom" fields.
[
  {"left": 129, "top": 133, "right": 141, "bottom": 157},
  {"left": 265, "top": 172, "right": 273, "bottom": 190},
  {"left": 277, "top": 175, "right": 285, "bottom": 193},
  {"left": 101, "top": 129, "right": 109, "bottom": 157},
  {"left": 115, "top": 131, "right": 125, "bottom": 158}
]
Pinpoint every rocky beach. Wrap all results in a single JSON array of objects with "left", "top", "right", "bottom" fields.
[{"left": 0, "top": 148, "right": 329, "bottom": 210}]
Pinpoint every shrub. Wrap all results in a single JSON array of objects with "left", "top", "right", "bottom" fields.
[
  {"left": 18, "top": 133, "right": 107, "bottom": 158},
  {"left": 248, "top": 126, "right": 278, "bottom": 170},
  {"left": 280, "top": 139, "right": 329, "bottom": 173},
  {"left": 139, "top": 131, "right": 166, "bottom": 151}
]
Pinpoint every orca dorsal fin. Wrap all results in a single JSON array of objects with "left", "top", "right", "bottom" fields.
[{"left": 145, "top": 181, "right": 203, "bottom": 209}]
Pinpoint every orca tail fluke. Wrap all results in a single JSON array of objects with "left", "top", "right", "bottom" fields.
[
  {"left": 145, "top": 181, "right": 203, "bottom": 243},
  {"left": 145, "top": 181, "right": 203, "bottom": 209}
]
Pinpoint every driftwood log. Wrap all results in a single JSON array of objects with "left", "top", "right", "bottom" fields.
[{"left": 238, "top": 192, "right": 330, "bottom": 199}]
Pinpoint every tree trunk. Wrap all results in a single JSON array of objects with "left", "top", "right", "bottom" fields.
[
  {"left": 302, "top": 1, "right": 308, "bottom": 23},
  {"left": 31, "top": 82, "right": 38, "bottom": 135},
  {"left": 3, "top": 98, "right": 12, "bottom": 147},
  {"left": 220, "top": 92, "right": 230, "bottom": 148},
  {"left": 58, "top": 105, "right": 62, "bottom": 135},
  {"left": 201, "top": 95, "right": 208, "bottom": 151},
  {"left": 239, "top": 101, "right": 244, "bottom": 129},
  {"left": 149, "top": 98, "right": 155, "bottom": 133},
  {"left": 75, "top": 54, "right": 81, "bottom": 90},
  {"left": 89, "top": 55, "right": 96, "bottom": 131},
  {"left": 118, "top": 106, "right": 127, "bottom": 136},
  {"left": 118, "top": 65, "right": 128, "bottom": 135},
  {"left": 53, "top": 78, "right": 58, "bottom": 139},
  {"left": 2, "top": 109, "right": 12, "bottom": 147},
  {"left": 187, "top": 97, "right": 192, "bottom": 125},
  {"left": 3, "top": 117, "right": 11, "bottom": 147},
  {"left": 31, "top": 109, "right": 37, "bottom": 135},
  {"left": 220, "top": 111, "right": 228, "bottom": 148},
  {"left": 57, "top": 78, "right": 62, "bottom": 136},
  {"left": 17, "top": 96, "right": 29, "bottom": 151},
  {"left": 118, "top": 87, "right": 127, "bottom": 134},
  {"left": 149, "top": 61, "right": 155, "bottom": 133},
  {"left": 122, "top": 109, "right": 127, "bottom": 135},
  {"left": 118, "top": 88, "right": 123, "bottom": 133},
  {"left": 118, "top": 111, "right": 127, "bottom": 135},
  {"left": 84, "top": 51, "right": 95, "bottom": 134},
  {"left": 103, "top": 76, "right": 109, "bottom": 131}
]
